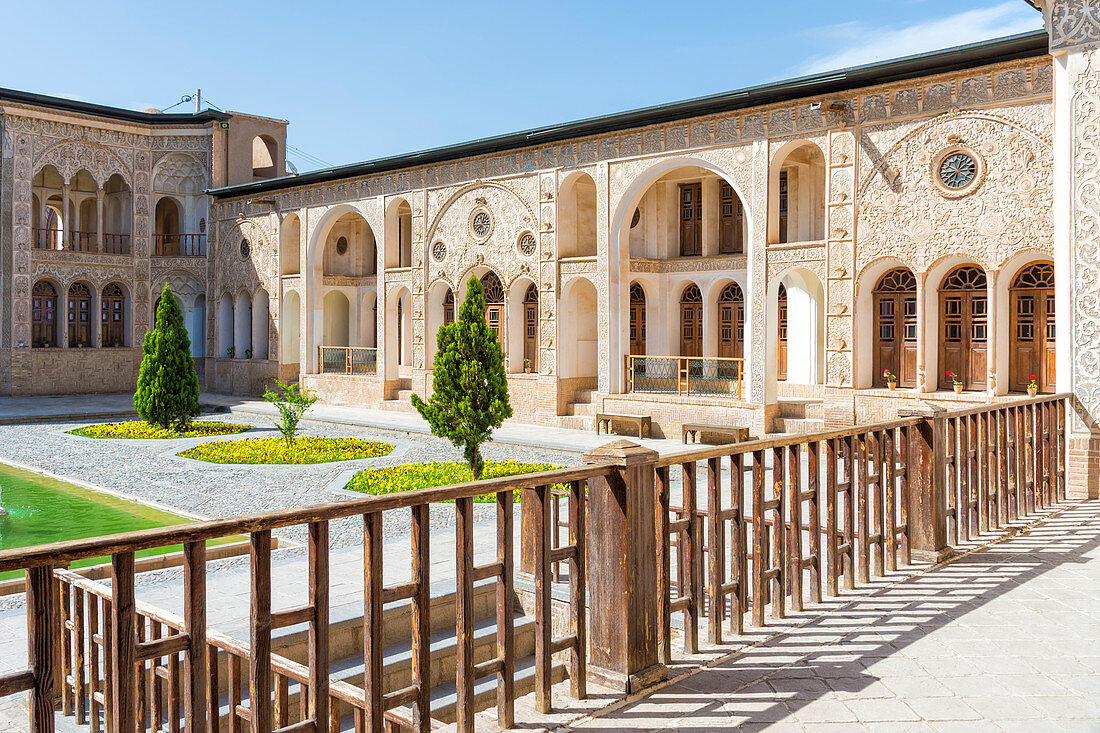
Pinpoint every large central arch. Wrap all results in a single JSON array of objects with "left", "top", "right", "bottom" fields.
[{"left": 608, "top": 156, "right": 757, "bottom": 395}]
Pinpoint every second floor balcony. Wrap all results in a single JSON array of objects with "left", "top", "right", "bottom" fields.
[
  {"left": 154, "top": 233, "right": 206, "bottom": 257},
  {"left": 33, "top": 228, "right": 131, "bottom": 255}
]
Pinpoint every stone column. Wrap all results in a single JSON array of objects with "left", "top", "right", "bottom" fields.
[
  {"left": 59, "top": 287, "right": 69, "bottom": 349},
  {"left": 985, "top": 270, "right": 999, "bottom": 398},
  {"left": 61, "top": 182, "right": 71, "bottom": 250},
  {"left": 96, "top": 187, "right": 105, "bottom": 252},
  {"left": 1040, "top": 0, "right": 1100, "bottom": 498}
]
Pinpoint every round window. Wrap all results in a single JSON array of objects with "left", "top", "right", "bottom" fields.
[
  {"left": 519, "top": 232, "right": 537, "bottom": 257},
  {"left": 470, "top": 209, "right": 492, "bottom": 240},
  {"left": 239, "top": 239, "right": 251, "bottom": 259},
  {"left": 432, "top": 241, "right": 447, "bottom": 262},
  {"left": 938, "top": 152, "right": 977, "bottom": 190},
  {"left": 336, "top": 236, "right": 348, "bottom": 255}
]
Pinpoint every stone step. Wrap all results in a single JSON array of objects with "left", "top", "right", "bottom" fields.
[
  {"left": 378, "top": 397, "right": 417, "bottom": 413},
  {"left": 566, "top": 401, "right": 596, "bottom": 417},
  {"left": 571, "top": 388, "right": 598, "bottom": 404},
  {"left": 558, "top": 415, "right": 594, "bottom": 431},
  {"left": 773, "top": 416, "right": 825, "bottom": 435},
  {"left": 777, "top": 399, "right": 824, "bottom": 420}
]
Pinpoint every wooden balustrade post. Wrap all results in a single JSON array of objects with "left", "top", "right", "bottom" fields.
[
  {"left": 110, "top": 552, "right": 137, "bottom": 733},
  {"left": 582, "top": 441, "right": 667, "bottom": 693},
  {"left": 26, "top": 566, "right": 56, "bottom": 733},
  {"left": 183, "top": 542, "right": 207, "bottom": 733},
  {"left": 898, "top": 406, "right": 953, "bottom": 563}
]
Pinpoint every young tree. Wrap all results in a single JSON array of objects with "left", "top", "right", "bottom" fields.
[
  {"left": 412, "top": 276, "right": 512, "bottom": 479},
  {"left": 264, "top": 380, "right": 318, "bottom": 445},
  {"left": 134, "top": 285, "right": 201, "bottom": 430}
]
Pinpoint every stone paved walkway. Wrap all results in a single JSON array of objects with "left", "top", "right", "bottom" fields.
[{"left": 567, "top": 500, "right": 1100, "bottom": 732}]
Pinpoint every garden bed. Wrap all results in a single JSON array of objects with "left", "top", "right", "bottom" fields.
[
  {"left": 69, "top": 420, "right": 250, "bottom": 440},
  {"left": 178, "top": 437, "right": 394, "bottom": 464},
  {"left": 345, "top": 460, "right": 562, "bottom": 502}
]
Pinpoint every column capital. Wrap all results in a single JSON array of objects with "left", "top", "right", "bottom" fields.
[{"left": 1037, "top": 0, "right": 1100, "bottom": 53}]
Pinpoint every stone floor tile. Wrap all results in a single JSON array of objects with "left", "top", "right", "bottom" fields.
[
  {"left": 844, "top": 698, "right": 922, "bottom": 723},
  {"left": 904, "top": 696, "right": 982, "bottom": 721}
]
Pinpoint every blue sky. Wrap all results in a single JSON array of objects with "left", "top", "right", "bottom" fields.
[{"left": 3, "top": 1, "right": 1041, "bottom": 173}]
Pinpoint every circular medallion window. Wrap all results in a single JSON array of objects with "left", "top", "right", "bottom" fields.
[
  {"left": 336, "top": 236, "right": 349, "bottom": 255},
  {"left": 518, "top": 232, "right": 537, "bottom": 257},
  {"left": 930, "top": 146, "right": 985, "bottom": 198},
  {"left": 239, "top": 238, "right": 251, "bottom": 259},
  {"left": 469, "top": 208, "right": 493, "bottom": 242},
  {"left": 432, "top": 240, "right": 447, "bottom": 262}
]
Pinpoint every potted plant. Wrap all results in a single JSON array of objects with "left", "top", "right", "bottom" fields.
[
  {"left": 524, "top": 358, "right": 532, "bottom": 374},
  {"left": 226, "top": 345, "right": 235, "bottom": 359},
  {"left": 947, "top": 370, "right": 963, "bottom": 395},
  {"left": 883, "top": 368, "right": 898, "bottom": 391},
  {"left": 244, "top": 348, "right": 253, "bottom": 360},
  {"left": 1027, "top": 374, "right": 1038, "bottom": 397}
]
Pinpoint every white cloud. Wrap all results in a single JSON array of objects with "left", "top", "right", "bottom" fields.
[{"left": 797, "top": 1, "right": 1042, "bottom": 76}]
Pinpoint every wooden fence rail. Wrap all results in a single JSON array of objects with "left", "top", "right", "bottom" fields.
[{"left": 0, "top": 394, "right": 1070, "bottom": 732}]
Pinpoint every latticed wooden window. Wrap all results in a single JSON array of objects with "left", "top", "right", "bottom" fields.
[
  {"left": 481, "top": 271, "right": 505, "bottom": 341},
  {"left": 32, "top": 281, "right": 57, "bottom": 347},
  {"left": 629, "top": 283, "right": 647, "bottom": 355},
  {"left": 679, "top": 183, "right": 702, "bottom": 256},
  {"left": 1009, "top": 261, "right": 1056, "bottom": 393},
  {"left": 718, "top": 182, "right": 744, "bottom": 254},
  {"left": 680, "top": 284, "right": 702, "bottom": 356},
  {"left": 67, "top": 282, "right": 92, "bottom": 347},
  {"left": 102, "top": 283, "right": 126, "bottom": 347},
  {"left": 443, "top": 289, "right": 455, "bottom": 325},
  {"left": 718, "top": 282, "right": 744, "bottom": 359},
  {"left": 778, "top": 170, "right": 789, "bottom": 243},
  {"left": 523, "top": 284, "right": 538, "bottom": 370}
]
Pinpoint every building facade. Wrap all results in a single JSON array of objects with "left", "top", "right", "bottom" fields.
[{"left": 3, "top": 0, "right": 1100, "bottom": 497}]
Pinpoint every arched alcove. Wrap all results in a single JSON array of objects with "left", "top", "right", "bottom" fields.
[
  {"left": 769, "top": 141, "right": 826, "bottom": 244},
  {"left": 559, "top": 278, "right": 598, "bottom": 382},
  {"left": 282, "top": 290, "right": 301, "bottom": 364},
  {"left": 252, "top": 289, "right": 270, "bottom": 360},
  {"left": 322, "top": 290, "right": 351, "bottom": 347},
  {"left": 281, "top": 214, "right": 301, "bottom": 276},
  {"left": 558, "top": 172, "right": 597, "bottom": 258}
]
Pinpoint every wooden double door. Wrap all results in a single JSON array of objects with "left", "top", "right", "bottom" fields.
[
  {"left": 873, "top": 269, "right": 917, "bottom": 388},
  {"left": 680, "top": 285, "right": 703, "bottom": 357},
  {"left": 939, "top": 266, "right": 987, "bottom": 391},
  {"left": 1009, "top": 262, "right": 1055, "bottom": 393},
  {"left": 718, "top": 282, "right": 744, "bottom": 360}
]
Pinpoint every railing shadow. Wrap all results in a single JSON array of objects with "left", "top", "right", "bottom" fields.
[{"left": 582, "top": 500, "right": 1100, "bottom": 730}]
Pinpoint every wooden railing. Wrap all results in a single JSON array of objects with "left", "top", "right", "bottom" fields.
[
  {"left": 319, "top": 346, "right": 378, "bottom": 375},
  {"left": 0, "top": 464, "right": 607, "bottom": 732},
  {"left": 31, "top": 230, "right": 131, "bottom": 255},
  {"left": 154, "top": 234, "right": 205, "bottom": 257},
  {"left": 625, "top": 354, "right": 745, "bottom": 399},
  {"left": 0, "top": 394, "right": 1070, "bottom": 732}
]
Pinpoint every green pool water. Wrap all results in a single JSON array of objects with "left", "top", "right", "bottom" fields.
[{"left": 0, "top": 462, "right": 209, "bottom": 580}]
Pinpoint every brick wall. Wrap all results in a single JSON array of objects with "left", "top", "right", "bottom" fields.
[
  {"left": 300, "top": 374, "right": 386, "bottom": 405},
  {"left": 208, "top": 359, "right": 279, "bottom": 397},
  {"left": 4, "top": 348, "right": 141, "bottom": 395}
]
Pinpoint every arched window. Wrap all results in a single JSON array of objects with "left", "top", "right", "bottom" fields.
[
  {"left": 718, "top": 283, "right": 745, "bottom": 360},
  {"left": 873, "top": 268, "right": 917, "bottom": 388},
  {"left": 32, "top": 281, "right": 58, "bottom": 347},
  {"left": 67, "top": 283, "right": 92, "bottom": 347},
  {"left": 939, "top": 265, "right": 988, "bottom": 391},
  {"left": 680, "top": 284, "right": 703, "bottom": 357},
  {"left": 629, "top": 283, "right": 647, "bottom": 356},
  {"left": 777, "top": 283, "right": 788, "bottom": 380},
  {"left": 481, "top": 272, "right": 505, "bottom": 343},
  {"left": 679, "top": 183, "right": 702, "bottom": 256},
  {"left": 523, "top": 284, "right": 538, "bottom": 371},
  {"left": 252, "top": 135, "right": 278, "bottom": 179},
  {"left": 154, "top": 198, "right": 182, "bottom": 255},
  {"left": 443, "top": 289, "right": 455, "bottom": 326},
  {"left": 1010, "top": 262, "right": 1055, "bottom": 393},
  {"left": 101, "top": 284, "right": 126, "bottom": 347}
]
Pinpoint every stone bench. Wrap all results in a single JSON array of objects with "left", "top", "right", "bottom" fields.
[
  {"left": 595, "top": 412, "right": 652, "bottom": 438},
  {"left": 681, "top": 423, "right": 750, "bottom": 445}
]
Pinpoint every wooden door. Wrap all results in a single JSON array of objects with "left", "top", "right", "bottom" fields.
[
  {"left": 777, "top": 284, "right": 788, "bottom": 380},
  {"left": 939, "top": 265, "right": 987, "bottom": 391},
  {"left": 31, "top": 281, "right": 57, "bottom": 347},
  {"left": 67, "top": 282, "right": 92, "bottom": 347},
  {"left": 718, "top": 182, "right": 743, "bottom": 254},
  {"left": 101, "top": 284, "right": 125, "bottom": 347},
  {"left": 872, "top": 268, "right": 917, "bottom": 388},
  {"left": 1009, "top": 262, "right": 1055, "bottom": 393},
  {"left": 717, "top": 282, "right": 744, "bottom": 359},
  {"left": 629, "top": 283, "right": 646, "bottom": 356},
  {"left": 680, "top": 284, "right": 702, "bottom": 357},
  {"left": 481, "top": 271, "right": 505, "bottom": 344},
  {"left": 679, "top": 183, "right": 702, "bottom": 256},
  {"left": 523, "top": 284, "right": 538, "bottom": 370},
  {"left": 443, "top": 289, "right": 455, "bottom": 325}
]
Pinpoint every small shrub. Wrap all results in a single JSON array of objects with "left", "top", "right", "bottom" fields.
[
  {"left": 134, "top": 285, "right": 200, "bottom": 430},
  {"left": 264, "top": 380, "right": 318, "bottom": 445},
  {"left": 179, "top": 437, "right": 393, "bottom": 464},
  {"left": 345, "top": 460, "right": 563, "bottom": 502},
  {"left": 69, "top": 421, "right": 249, "bottom": 440}
]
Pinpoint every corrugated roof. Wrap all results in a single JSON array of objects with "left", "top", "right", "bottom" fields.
[{"left": 0, "top": 87, "right": 230, "bottom": 125}]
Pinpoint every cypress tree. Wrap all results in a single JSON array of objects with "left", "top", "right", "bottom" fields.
[
  {"left": 411, "top": 276, "right": 512, "bottom": 479},
  {"left": 134, "top": 285, "right": 200, "bottom": 430}
]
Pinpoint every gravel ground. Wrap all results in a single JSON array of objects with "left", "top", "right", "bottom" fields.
[{"left": 0, "top": 413, "right": 582, "bottom": 551}]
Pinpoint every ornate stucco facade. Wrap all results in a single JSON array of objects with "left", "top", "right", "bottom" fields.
[{"left": 3, "top": 2, "right": 1100, "bottom": 496}]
